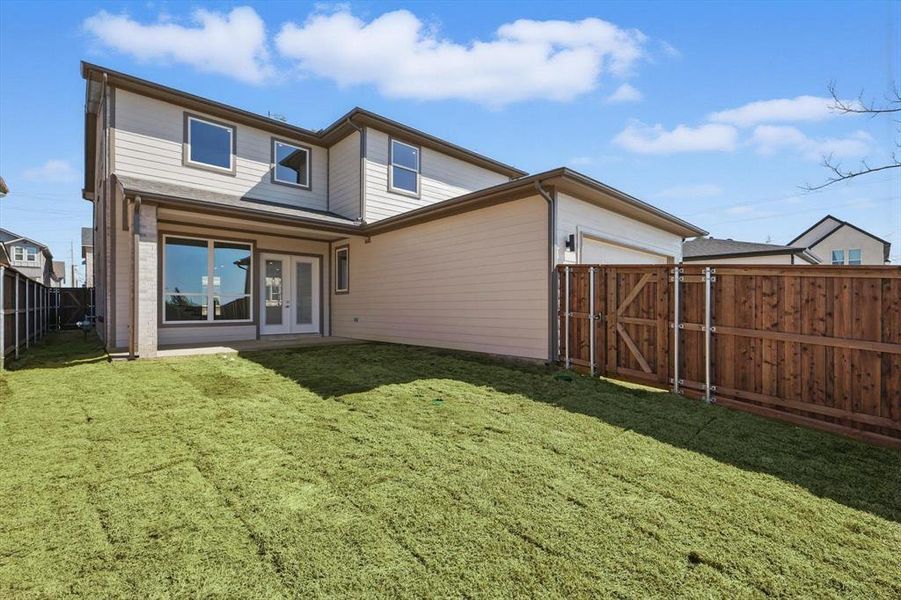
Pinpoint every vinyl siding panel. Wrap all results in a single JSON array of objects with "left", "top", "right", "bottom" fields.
[
  {"left": 363, "top": 128, "right": 510, "bottom": 222},
  {"left": 332, "top": 196, "right": 549, "bottom": 359},
  {"left": 556, "top": 192, "right": 683, "bottom": 264},
  {"left": 328, "top": 131, "right": 361, "bottom": 219},
  {"left": 112, "top": 89, "right": 328, "bottom": 211}
]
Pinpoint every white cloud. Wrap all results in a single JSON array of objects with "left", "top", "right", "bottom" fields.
[
  {"left": 725, "top": 205, "right": 755, "bottom": 215},
  {"left": 605, "top": 83, "right": 642, "bottom": 103},
  {"left": 654, "top": 184, "right": 723, "bottom": 199},
  {"left": 708, "top": 96, "right": 847, "bottom": 127},
  {"left": 275, "top": 10, "right": 647, "bottom": 106},
  {"left": 569, "top": 156, "right": 594, "bottom": 166},
  {"left": 83, "top": 7, "right": 274, "bottom": 84},
  {"left": 750, "top": 125, "right": 872, "bottom": 160},
  {"left": 22, "top": 160, "right": 77, "bottom": 183},
  {"left": 613, "top": 121, "right": 738, "bottom": 154}
]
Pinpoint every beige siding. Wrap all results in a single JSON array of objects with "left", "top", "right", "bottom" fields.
[
  {"left": 113, "top": 89, "right": 329, "bottom": 211},
  {"left": 363, "top": 128, "right": 510, "bottom": 222},
  {"left": 792, "top": 217, "right": 842, "bottom": 248},
  {"left": 328, "top": 131, "right": 361, "bottom": 219},
  {"left": 809, "top": 225, "right": 886, "bottom": 265},
  {"left": 113, "top": 189, "right": 132, "bottom": 348},
  {"left": 556, "top": 192, "right": 682, "bottom": 265},
  {"left": 332, "top": 196, "right": 549, "bottom": 359}
]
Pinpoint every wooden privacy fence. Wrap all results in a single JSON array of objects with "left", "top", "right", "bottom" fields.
[
  {"left": 0, "top": 266, "right": 94, "bottom": 369},
  {"left": 558, "top": 264, "right": 901, "bottom": 447}
]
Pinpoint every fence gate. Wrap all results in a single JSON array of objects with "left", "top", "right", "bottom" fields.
[{"left": 53, "top": 287, "right": 94, "bottom": 329}]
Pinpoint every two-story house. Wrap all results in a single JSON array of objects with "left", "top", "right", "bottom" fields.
[
  {"left": 82, "top": 63, "right": 705, "bottom": 361},
  {"left": 789, "top": 215, "right": 891, "bottom": 265},
  {"left": 0, "top": 228, "right": 60, "bottom": 286}
]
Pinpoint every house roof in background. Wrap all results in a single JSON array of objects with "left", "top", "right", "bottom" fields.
[
  {"left": 52, "top": 261, "right": 66, "bottom": 281},
  {"left": 81, "top": 227, "right": 93, "bottom": 247},
  {"left": 789, "top": 214, "right": 891, "bottom": 261},
  {"left": 0, "top": 227, "right": 53, "bottom": 258},
  {"left": 0, "top": 176, "right": 8, "bottom": 196},
  {"left": 683, "top": 237, "right": 819, "bottom": 263}
]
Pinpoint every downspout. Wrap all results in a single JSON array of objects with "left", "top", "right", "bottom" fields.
[
  {"left": 535, "top": 181, "right": 557, "bottom": 364},
  {"left": 345, "top": 117, "right": 366, "bottom": 222},
  {"left": 129, "top": 195, "right": 141, "bottom": 359}
]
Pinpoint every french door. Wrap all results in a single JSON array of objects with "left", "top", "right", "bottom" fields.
[{"left": 260, "top": 253, "right": 320, "bottom": 335}]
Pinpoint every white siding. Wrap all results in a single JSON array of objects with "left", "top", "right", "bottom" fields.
[
  {"left": 363, "top": 128, "right": 510, "bottom": 222},
  {"left": 332, "top": 196, "right": 549, "bottom": 359},
  {"left": 113, "top": 89, "right": 329, "bottom": 211},
  {"left": 328, "top": 131, "right": 360, "bottom": 219},
  {"left": 809, "top": 225, "right": 887, "bottom": 265},
  {"left": 556, "top": 192, "right": 682, "bottom": 265}
]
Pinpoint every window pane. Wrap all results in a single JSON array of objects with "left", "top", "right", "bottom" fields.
[
  {"left": 165, "top": 238, "right": 208, "bottom": 294},
  {"left": 265, "top": 259, "right": 283, "bottom": 325},
  {"left": 165, "top": 294, "right": 207, "bottom": 321},
  {"left": 190, "top": 118, "right": 232, "bottom": 169},
  {"left": 831, "top": 250, "right": 844, "bottom": 265},
  {"left": 336, "top": 249, "right": 348, "bottom": 291},
  {"left": 214, "top": 242, "right": 251, "bottom": 296},
  {"left": 848, "top": 249, "right": 861, "bottom": 265},
  {"left": 392, "top": 141, "right": 418, "bottom": 170},
  {"left": 392, "top": 166, "right": 417, "bottom": 193},
  {"left": 274, "top": 142, "right": 309, "bottom": 186},
  {"left": 214, "top": 295, "right": 250, "bottom": 320},
  {"left": 296, "top": 262, "right": 313, "bottom": 324}
]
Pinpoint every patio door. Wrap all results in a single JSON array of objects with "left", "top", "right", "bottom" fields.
[{"left": 260, "top": 253, "right": 320, "bottom": 335}]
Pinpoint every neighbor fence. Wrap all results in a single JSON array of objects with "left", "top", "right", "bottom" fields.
[
  {"left": 0, "top": 265, "right": 94, "bottom": 369},
  {"left": 558, "top": 264, "right": 901, "bottom": 447}
]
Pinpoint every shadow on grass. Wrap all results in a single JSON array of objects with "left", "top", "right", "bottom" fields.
[
  {"left": 240, "top": 342, "right": 901, "bottom": 524},
  {"left": 4, "top": 330, "right": 108, "bottom": 371}
]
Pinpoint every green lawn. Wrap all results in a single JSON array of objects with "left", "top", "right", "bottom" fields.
[{"left": 1, "top": 332, "right": 899, "bottom": 598}]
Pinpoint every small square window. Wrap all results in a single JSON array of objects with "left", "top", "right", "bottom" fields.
[
  {"left": 335, "top": 246, "right": 349, "bottom": 294},
  {"left": 848, "top": 249, "right": 862, "bottom": 265},
  {"left": 13, "top": 247, "right": 24, "bottom": 261},
  {"left": 831, "top": 250, "right": 845, "bottom": 265},
  {"left": 186, "top": 115, "right": 234, "bottom": 172},
  {"left": 272, "top": 140, "right": 311, "bottom": 188},
  {"left": 389, "top": 139, "right": 419, "bottom": 195}
]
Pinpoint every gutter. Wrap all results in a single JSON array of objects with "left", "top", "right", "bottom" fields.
[{"left": 535, "top": 181, "right": 557, "bottom": 364}]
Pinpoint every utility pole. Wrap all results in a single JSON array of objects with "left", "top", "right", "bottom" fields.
[{"left": 70, "top": 241, "right": 76, "bottom": 287}]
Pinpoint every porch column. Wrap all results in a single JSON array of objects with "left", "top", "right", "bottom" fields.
[{"left": 135, "top": 202, "right": 159, "bottom": 358}]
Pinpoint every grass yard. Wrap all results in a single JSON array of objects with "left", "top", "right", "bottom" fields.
[{"left": 1, "top": 332, "right": 899, "bottom": 598}]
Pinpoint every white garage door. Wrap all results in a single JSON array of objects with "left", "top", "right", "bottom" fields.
[{"left": 582, "top": 238, "right": 669, "bottom": 265}]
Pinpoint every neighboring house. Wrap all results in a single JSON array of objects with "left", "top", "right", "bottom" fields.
[
  {"left": 789, "top": 215, "right": 891, "bottom": 265},
  {"left": 0, "top": 228, "right": 56, "bottom": 285},
  {"left": 81, "top": 227, "right": 94, "bottom": 287},
  {"left": 683, "top": 237, "right": 819, "bottom": 265},
  {"left": 51, "top": 261, "right": 66, "bottom": 287},
  {"left": 82, "top": 62, "right": 705, "bottom": 360}
]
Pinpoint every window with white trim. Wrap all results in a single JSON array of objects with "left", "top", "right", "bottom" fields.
[
  {"left": 831, "top": 249, "right": 845, "bottom": 265},
  {"left": 12, "top": 246, "right": 24, "bottom": 261},
  {"left": 186, "top": 115, "right": 234, "bottom": 172},
  {"left": 389, "top": 139, "right": 420, "bottom": 195},
  {"left": 335, "top": 246, "right": 349, "bottom": 293},
  {"left": 272, "top": 140, "right": 311, "bottom": 188},
  {"left": 848, "top": 249, "right": 862, "bottom": 265},
  {"left": 163, "top": 236, "right": 252, "bottom": 323}
]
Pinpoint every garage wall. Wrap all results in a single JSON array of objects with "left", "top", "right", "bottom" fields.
[
  {"left": 683, "top": 253, "right": 796, "bottom": 265},
  {"left": 331, "top": 195, "right": 550, "bottom": 359},
  {"left": 555, "top": 192, "right": 683, "bottom": 265}
]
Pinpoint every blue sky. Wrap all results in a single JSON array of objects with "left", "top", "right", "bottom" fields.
[{"left": 1, "top": 1, "right": 899, "bottom": 282}]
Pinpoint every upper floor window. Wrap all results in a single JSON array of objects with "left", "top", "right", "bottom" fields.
[
  {"left": 848, "top": 249, "right": 862, "bottom": 265},
  {"left": 185, "top": 114, "right": 235, "bottom": 173},
  {"left": 389, "top": 139, "right": 420, "bottom": 196},
  {"left": 12, "top": 246, "right": 36, "bottom": 262},
  {"left": 272, "top": 139, "right": 311, "bottom": 189},
  {"left": 831, "top": 249, "right": 845, "bottom": 265}
]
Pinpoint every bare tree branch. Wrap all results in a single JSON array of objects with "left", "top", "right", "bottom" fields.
[
  {"left": 827, "top": 81, "right": 901, "bottom": 116},
  {"left": 803, "top": 154, "right": 901, "bottom": 191}
]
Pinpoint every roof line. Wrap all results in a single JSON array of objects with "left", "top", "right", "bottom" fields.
[
  {"left": 81, "top": 62, "right": 525, "bottom": 178},
  {"left": 787, "top": 214, "right": 841, "bottom": 245}
]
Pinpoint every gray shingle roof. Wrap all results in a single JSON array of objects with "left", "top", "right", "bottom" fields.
[
  {"left": 81, "top": 227, "right": 93, "bottom": 247},
  {"left": 683, "top": 237, "right": 805, "bottom": 258}
]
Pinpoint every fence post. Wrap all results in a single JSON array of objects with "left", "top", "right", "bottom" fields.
[
  {"left": 0, "top": 267, "right": 5, "bottom": 370},
  {"left": 24, "top": 280, "right": 30, "bottom": 349},
  {"left": 37, "top": 284, "right": 42, "bottom": 341},
  {"left": 672, "top": 266, "right": 681, "bottom": 394},
  {"left": 14, "top": 273, "right": 19, "bottom": 359},
  {"left": 589, "top": 266, "right": 596, "bottom": 376},
  {"left": 564, "top": 266, "right": 571, "bottom": 369},
  {"left": 704, "top": 266, "right": 715, "bottom": 403}
]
